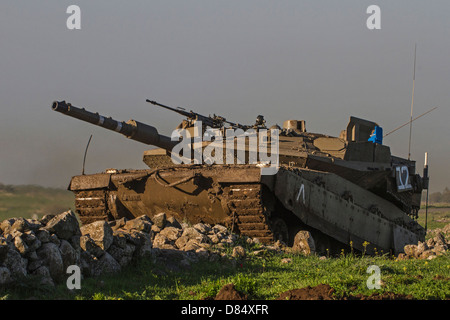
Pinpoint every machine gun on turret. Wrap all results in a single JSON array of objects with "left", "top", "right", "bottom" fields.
[{"left": 146, "top": 99, "right": 265, "bottom": 130}]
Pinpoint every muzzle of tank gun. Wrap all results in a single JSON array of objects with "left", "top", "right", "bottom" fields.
[{"left": 51, "top": 100, "right": 177, "bottom": 151}]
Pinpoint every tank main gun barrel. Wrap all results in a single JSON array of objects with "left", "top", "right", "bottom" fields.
[{"left": 52, "top": 100, "right": 177, "bottom": 151}]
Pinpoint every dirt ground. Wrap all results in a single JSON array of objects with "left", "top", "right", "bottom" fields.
[
  {"left": 214, "top": 284, "right": 248, "bottom": 300},
  {"left": 212, "top": 283, "right": 416, "bottom": 300}
]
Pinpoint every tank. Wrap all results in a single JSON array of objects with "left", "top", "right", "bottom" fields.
[{"left": 51, "top": 100, "right": 426, "bottom": 255}]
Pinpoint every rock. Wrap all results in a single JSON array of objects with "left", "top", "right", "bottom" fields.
[
  {"left": 213, "top": 224, "right": 228, "bottom": 234},
  {"left": 23, "top": 231, "right": 41, "bottom": 252},
  {"left": 59, "top": 239, "right": 79, "bottom": 270},
  {"left": 39, "top": 214, "right": 56, "bottom": 226},
  {"left": 152, "top": 213, "right": 167, "bottom": 229},
  {"left": 153, "top": 233, "right": 170, "bottom": 248},
  {"left": 434, "top": 232, "right": 447, "bottom": 246},
  {"left": 432, "top": 244, "right": 446, "bottom": 256},
  {"left": 404, "top": 244, "right": 418, "bottom": 257},
  {"left": 0, "top": 267, "right": 12, "bottom": 285},
  {"left": 14, "top": 235, "right": 29, "bottom": 255},
  {"left": 251, "top": 249, "right": 266, "bottom": 256},
  {"left": 396, "top": 253, "right": 408, "bottom": 261},
  {"left": 281, "top": 258, "right": 292, "bottom": 264},
  {"left": 49, "top": 233, "right": 61, "bottom": 246},
  {"left": 36, "top": 242, "right": 64, "bottom": 282},
  {"left": 70, "top": 235, "right": 81, "bottom": 251},
  {"left": 93, "top": 252, "right": 121, "bottom": 277},
  {"left": 134, "top": 233, "right": 152, "bottom": 258},
  {"left": 166, "top": 216, "right": 182, "bottom": 229},
  {"left": 175, "top": 235, "right": 189, "bottom": 249},
  {"left": 10, "top": 218, "right": 31, "bottom": 233},
  {"left": 25, "top": 219, "right": 43, "bottom": 231},
  {"left": 195, "top": 248, "right": 210, "bottom": 260},
  {"left": 151, "top": 224, "right": 161, "bottom": 234},
  {"left": 25, "top": 249, "right": 39, "bottom": 262},
  {"left": 108, "top": 243, "right": 136, "bottom": 267},
  {"left": 123, "top": 215, "right": 152, "bottom": 233},
  {"left": 80, "top": 220, "right": 113, "bottom": 251},
  {"left": 80, "top": 235, "right": 104, "bottom": 258},
  {"left": 27, "top": 258, "right": 43, "bottom": 272},
  {"left": 0, "top": 219, "right": 14, "bottom": 234},
  {"left": 184, "top": 239, "right": 202, "bottom": 252},
  {"left": 193, "top": 223, "right": 211, "bottom": 234},
  {"left": 232, "top": 246, "right": 246, "bottom": 259},
  {"left": 79, "top": 251, "right": 96, "bottom": 277},
  {"left": 4, "top": 243, "right": 27, "bottom": 278},
  {"left": 208, "top": 234, "right": 220, "bottom": 244},
  {"left": 112, "top": 230, "right": 128, "bottom": 249},
  {"left": 419, "top": 250, "right": 434, "bottom": 260},
  {"left": 292, "top": 231, "right": 315, "bottom": 255},
  {"left": 109, "top": 217, "right": 128, "bottom": 231},
  {"left": 44, "top": 211, "right": 80, "bottom": 240},
  {"left": 182, "top": 227, "right": 208, "bottom": 243},
  {"left": 0, "top": 236, "right": 8, "bottom": 260},
  {"left": 416, "top": 241, "right": 428, "bottom": 257},
  {"left": 209, "top": 252, "right": 221, "bottom": 262},
  {"left": 160, "top": 227, "right": 182, "bottom": 242},
  {"left": 32, "top": 265, "right": 54, "bottom": 287},
  {"left": 36, "top": 229, "right": 50, "bottom": 243}
]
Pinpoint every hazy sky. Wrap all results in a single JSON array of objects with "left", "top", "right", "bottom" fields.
[{"left": 1, "top": 1, "right": 449, "bottom": 193}]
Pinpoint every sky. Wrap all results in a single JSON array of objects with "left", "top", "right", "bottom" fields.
[{"left": 0, "top": 0, "right": 449, "bottom": 193}]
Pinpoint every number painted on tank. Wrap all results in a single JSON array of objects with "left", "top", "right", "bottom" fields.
[
  {"left": 395, "top": 166, "right": 412, "bottom": 191},
  {"left": 296, "top": 184, "right": 305, "bottom": 203}
]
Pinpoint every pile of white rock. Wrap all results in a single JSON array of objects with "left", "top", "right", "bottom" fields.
[
  {"left": 0, "top": 210, "right": 256, "bottom": 287},
  {"left": 398, "top": 224, "right": 449, "bottom": 260}
]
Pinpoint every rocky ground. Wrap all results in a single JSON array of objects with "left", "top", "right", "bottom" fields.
[
  {"left": 1, "top": 210, "right": 449, "bottom": 298},
  {"left": 398, "top": 224, "right": 450, "bottom": 260},
  {"left": 0, "top": 211, "right": 292, "bottom": 287}
]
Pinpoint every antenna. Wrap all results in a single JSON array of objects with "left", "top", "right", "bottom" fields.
[
  {"left": 383, "top": 106, "right": 437, "bottom": 138},
  {"left": 408, "top": 44, "right": 417, "bottom": 160},
  {"left": 82, "top": 134, "right": 93, "bottom": 175}
]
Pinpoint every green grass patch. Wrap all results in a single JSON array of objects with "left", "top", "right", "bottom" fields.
[
  {"left": 0, "top": 185, "right": 74, "bottom": 221},
  {"left": 2, "top": 246, "right": 449, "bottom": 300},
  {"left": 417, "top": 206, "right": 450, "bottom": 233}
]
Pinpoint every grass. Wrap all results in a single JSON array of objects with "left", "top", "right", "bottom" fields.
[
  {"left": 1, "top": 241, "right": 449, "bottom": 301},
  {"left": 0, "top": 185, "right": 74, "bottom": 221},
  {"left": 417, "top": 205, "right": 450, "bottom": 233}
]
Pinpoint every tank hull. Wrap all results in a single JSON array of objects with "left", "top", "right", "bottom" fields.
[{"left": 69, "top": 164, "right": 424, "bottom": 255}]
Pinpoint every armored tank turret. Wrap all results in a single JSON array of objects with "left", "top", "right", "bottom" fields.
[{"left": 52, "top": 100, "right": 426, "bottom": 255}]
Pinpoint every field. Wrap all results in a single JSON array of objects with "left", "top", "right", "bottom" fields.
[
  {"left": 0, "top": 185, "right": 449, "bottom": 300},
  {"left": 2, "top": 237, "right": 449, "bottom": 301},
  {"left": 0, "top": 185, "right": 74, "bottom": 221},
  {"left": 418, "top": 204, "right": 450, "bottom": 234}
]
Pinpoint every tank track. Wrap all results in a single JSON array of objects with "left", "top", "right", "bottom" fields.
[
  {"left": 74, "top": 183, "right": 275, "bottom": 244},
  {"left": 223, "top": 183, "right": 274, "bottom": 244},
  {"left": 74, "top": 189, "right": 109, "bottom": 225}
]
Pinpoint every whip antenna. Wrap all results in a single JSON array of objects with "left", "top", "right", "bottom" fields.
[
  {"left": 408, "top": 44, "right": 417, "bottom": 160},
  {"left": 82, "top": 134, "right": 93, "bottom": 175},
  {"left": 383, "top": 106, "right": 437, "bottom": 138}
]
